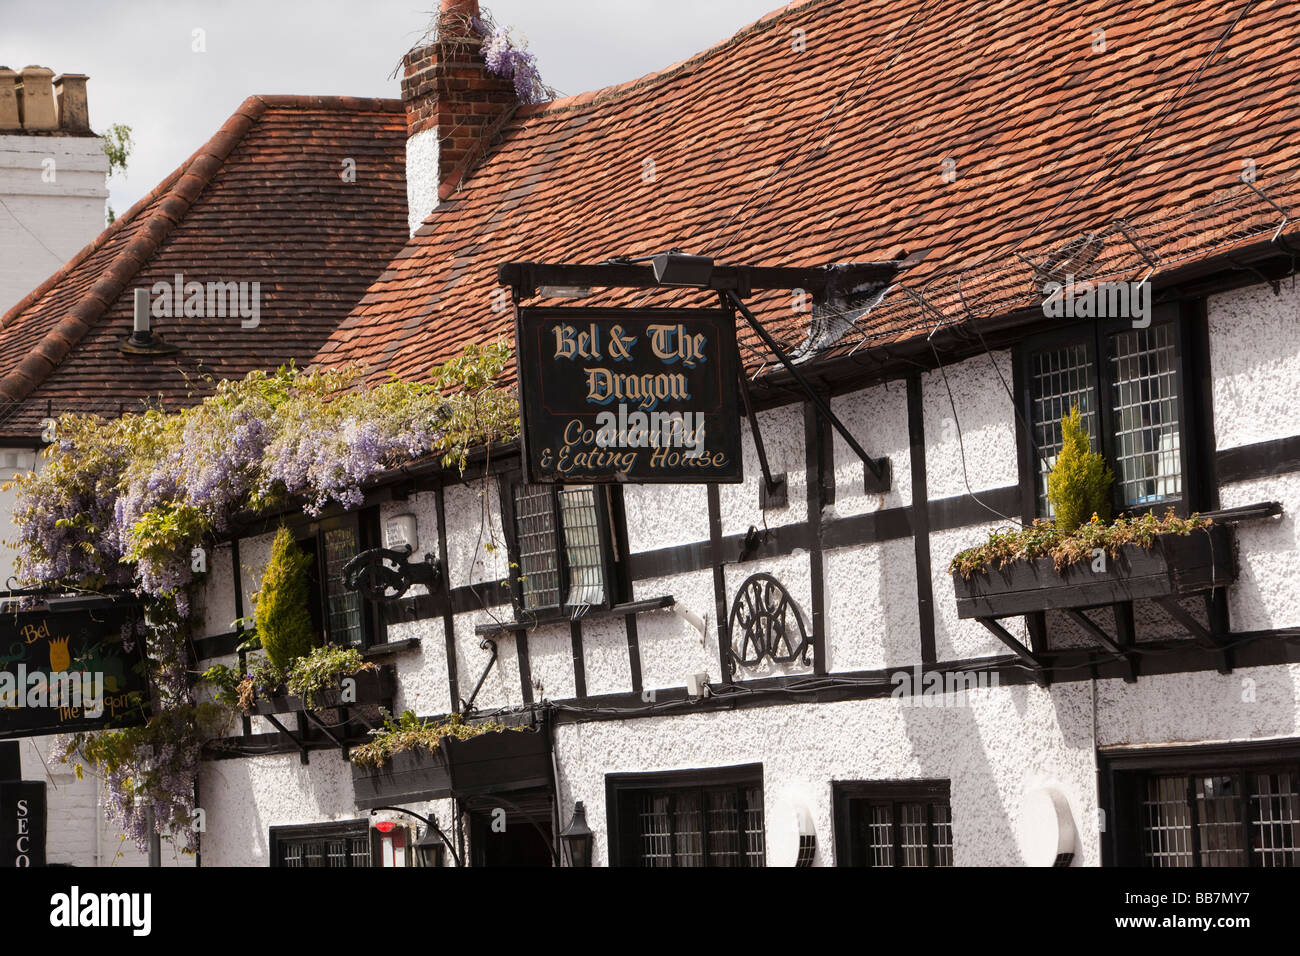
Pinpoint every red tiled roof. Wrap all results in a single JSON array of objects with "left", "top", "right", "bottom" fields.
[
  {"left": 0, "top": 95, "right": 408, "bottom": 433},
  {"left": 315, "top": 0, "right": 1300, "bottom": 384}
]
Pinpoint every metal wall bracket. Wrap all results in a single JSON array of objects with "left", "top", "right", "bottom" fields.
[{"left": 724, "top": 290, "right": 891, "bottom": 491}]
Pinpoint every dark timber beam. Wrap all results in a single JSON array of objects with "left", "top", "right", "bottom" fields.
[
  {"left": 976, "top": 618, "right": 1050, "bottom": 687},
  {"left": 1062, "top": 608, "right": 1137, "bottom": 683},
  {"left": 497, "top": 259, "right": 907, "bottom": 301},
  {"left": 1153, "top": 597, "right": 1232, "bottom": 674}
]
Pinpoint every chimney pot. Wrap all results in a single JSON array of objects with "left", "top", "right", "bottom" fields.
[
  {"left": 16, "top": 66, "right": 57, "bottom": 131},
  {"left": 53, "top": 74, "right": 90, "bottom": 133},
  {"left": 0, "top": 68, "right": 17, "bottom": 130},
  {"left": 440, "top": 0, "right": 480, "bottom": 19}
]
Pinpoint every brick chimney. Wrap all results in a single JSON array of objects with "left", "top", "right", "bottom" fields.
[{"left": 401, "top": 0, "right": 521, "bottom": 234}]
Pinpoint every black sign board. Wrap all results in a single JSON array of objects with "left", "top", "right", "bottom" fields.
[
  {"left": 0, "top": 781, "right": 45, "bottom": 867},
  {"left": 516, "top": 307, "right": 743, "bottom": 483},
  {"left": 0, "top": 604, "right": 151, "bottom": 739}
]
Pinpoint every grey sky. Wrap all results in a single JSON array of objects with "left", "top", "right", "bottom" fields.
[{"left": 1, "top": 0, "right": 783, "bottom": 216}]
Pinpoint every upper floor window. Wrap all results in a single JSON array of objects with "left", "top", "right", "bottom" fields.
[
  {"left": 509, "top": 482, "right": 616, "bottom": 613},
  {"left": 296, "top": 509, "right": 384, "bottom": 649},
  {"left": 1022, "top": 314, "right": 1191, "bottom": 517}
]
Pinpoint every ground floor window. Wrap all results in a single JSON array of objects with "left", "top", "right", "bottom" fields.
[
  {"left": 1103, "top": 741, "right": 1300, "bottom": 867},
  {"left": 269, "top": 820, "right": 375, "bottom": 868},
  {"left": 833, "top": 780, "right": 953, "bottom": 867},
  {"left": 606, "top": 764, "right": 765, "bottom": 867}
]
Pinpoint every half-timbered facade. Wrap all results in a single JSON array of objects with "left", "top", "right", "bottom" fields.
[{"left": 189, "top": 0, "right": 1300, "bottom": 866}]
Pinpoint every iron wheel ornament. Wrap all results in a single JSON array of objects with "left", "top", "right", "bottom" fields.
[{"left": 727, "top": 572, "right": 812, "bottom": 669}]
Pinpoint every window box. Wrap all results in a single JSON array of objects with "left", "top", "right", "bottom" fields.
[
  {"left": 250, "top": 664, "right": 396, "bottom": 717},
  {"left": 952, "top": 524, "right": 1234, "bottom": 620},
  {"left": 352, "top": 724, "right": 552, "bottom": 809}
]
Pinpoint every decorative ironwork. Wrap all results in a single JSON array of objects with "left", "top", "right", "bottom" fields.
[
  {"left": 727, "top": 573, "right": 811, "bottom": 668},
  {"left": 342, "top": 548, "right": 440, "bottom": 603}
]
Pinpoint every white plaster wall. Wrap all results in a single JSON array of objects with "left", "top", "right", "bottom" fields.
[
  {"left": 404, "top": 127, "right": 439, "bottom": 237},
  {"left": 0, "top": 133, "right": 108, "bottom": 315},
  {"left": 199, "top": 542, "right": 237, "bottom": 638},
  {"left": 1208, "top": 280, "right": 1300, "bottom": 449},
  {"left": 1220, "top": 474, "right": 1300, "bottom": 632},
  {"left": 443, "top": 478, "right": 508, "bottom": 589},
  {"left": 824, "top": 538, "right": 920, "bottom": 671},
  {"left": 933, "top": 522, "right": 1029, "bottom": 660},
  {"left": 830, "top": 380, "right": 912, "bottom": 515},
  {"left": 581, "top": 615, "right": 633, "bottom": 696},
  {"left": 1096, "top": 663, "right": 1300, "bottom": 745},
  {"left": 454, "top": 608, "right": 523, "bottom": 712},
  {"left": 525, "top": 624, "right": 577, "bottom": 702},
  {"left": 633, "top": 569, "right": 718, "bottom": 689},
  {"left": 624, "top": 482, "right": 709, "bottom": 553},
  {"left": 553, "top": 680, "right": 1101, "bottom": 867},
  {"left": 197, "top": 750, "right": 360, "bottom": 866},
  {"left": 719, "top": 402, "right": 807, "bottom": 535},
  {"left": 0, "top": 448, "right": 39, "bottom": 589},
  {"left": 236, "top": 530, "right": 276, "bottom": 622},
  {"left": 922, "top": 350, "right": 1019, "bottom": 498}
]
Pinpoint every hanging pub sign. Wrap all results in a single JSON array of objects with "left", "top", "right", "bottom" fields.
[
  {"left": 0, "top": 781, "right": 45, "bottom": 867},
  {"left": 0, "top": 602, "right": 151, "bottom": 739},
  {"left": 516, "top": 307, "right": 743, "bottom": 484}
]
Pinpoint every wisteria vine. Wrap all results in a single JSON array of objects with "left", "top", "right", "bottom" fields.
[{"left": 14, "top": 343, "right": 518, "bottom": 852}]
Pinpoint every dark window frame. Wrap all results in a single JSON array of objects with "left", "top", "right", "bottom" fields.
[
  {"left": 1014, "top": 303, "right": 1207, "bottom": 520},
  {"left": 833, "top": 779, "right": 953, "bottom": 867},
  {"left": 295, "top": 506, "right": 386, "bottom": 650},
  {"left": 1102, "top": 739, "right": 1300, "bottom": 867},
  {"left": 269, "top": 818, "right": 378, "bottom": 868},
  {"left": 606, "top": 763, "right": 765, "bottom": 867},
  {"left": 498, "top": 472, "right": 624, "bottom": 616}
]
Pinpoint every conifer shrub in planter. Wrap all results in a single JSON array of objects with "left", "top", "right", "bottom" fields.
[
  {"left": 351, "top": 711, "right": 551, "bottom": 808},
  {"left": 256, "top": 526, "right": 315, "bottom": 671},
  {"left": 949, "top": 406, "right": 1232, "bottom": 618}
]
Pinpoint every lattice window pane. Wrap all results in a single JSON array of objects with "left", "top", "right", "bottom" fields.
[
  {"left": 1142, "top": 775, "right": 1195, "bottom": 867},
  {"left": 1029, "top": 342, "right": 1099, "bottom": 515},
  {"left": 1110, "top": 324, "right": 1181, "bottom": 506},
  {"left": 931, "top": 803, "right": 954, "bottom": 866},
  {"left": 673, "top": 791, "right": 704, "bottom": 867},
  {"left": 867, "top": 804, "right": 894, "bottom": 866},
  {"left": 282, "top": 843, "right": 303, "bottom": 868},
  {"left": 633, "top": 785, "right": 764, "bottom": 867},
  {"left": 706, "top": 788, "right": 741, "bottom": 866},
  {"left": 638, "top": 793, "right": 673, "bottom": 868},
  {"left": 324, "top": 526, "right": 364, "bottom": 648},
  {"left": 513, "top": 484, "right": 561, "bottom": 611},
  {"left": 350, "top": 835, "right": 371, "bottom": 867},
  {"left": 743, "top": 786, "right": 766, "bottom": 867},
  {"left": 1251, "top": 772, "right": 1300, "bottom": 867},
  {"left": 559, "top": 485, "right": 606, "bottom": 607},
  {"left": 1195, "top": 775, "right": 1248, "bottom": 867}
]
